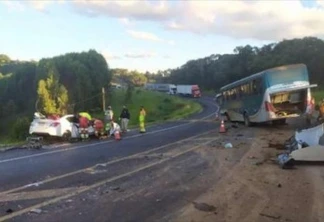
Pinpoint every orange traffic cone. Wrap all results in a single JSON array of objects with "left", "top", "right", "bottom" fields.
[
  {"left": 219, "top": 119, "right": 226, "bottom": 133},
  {"left": 114, "top": 131, "right": 121, "bottom": 141}
]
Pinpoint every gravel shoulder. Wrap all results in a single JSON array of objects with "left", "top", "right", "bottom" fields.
[{"left": 174, "top": 119, "right": 324, "bottom": 222}]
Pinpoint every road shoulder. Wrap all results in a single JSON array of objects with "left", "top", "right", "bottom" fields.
[{"left": 174, "top": 124, "right": 324, "bottom": 222}]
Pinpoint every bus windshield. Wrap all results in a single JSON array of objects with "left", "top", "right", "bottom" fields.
[{"left": 266, "top": 66, "right": 308, "bottom": 87}]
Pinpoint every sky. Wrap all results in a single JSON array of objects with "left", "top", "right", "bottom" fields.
[{"left": 1, "top": 0, "right": 324, "bottom": 73}]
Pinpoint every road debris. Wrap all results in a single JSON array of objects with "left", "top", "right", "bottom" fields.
[
  {"left": 110, "top": 186, "right": 120, "bottom": 191},
  {"left": 30, "top": 209, "right": 42, "bottom": 214},
  {"left": 224, "top": 143, "right": 233, "bottom": 149},
  {"left": 277, "top": 123, "right": 324, "bottom": 168},
  {"left": 6, "top": 209, "right": 13, "bottom": 214},
  {"left": 192, "top": 202, "right": 217, "bottom": 212},
  {"left": 268, "top": 142, "right": 284, "bottom": 150},
  {"left": 260, "top": 213, "right": 281, "bottom": 220}
]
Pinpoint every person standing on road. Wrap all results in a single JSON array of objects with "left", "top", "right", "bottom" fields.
[
  {"left": 104, "top": 106, "right": 114, "bottom": 133},
  {"left": 306, "top": 97, "right": 315, "bottom": 126},
  {"left": 139, "top": 106, "right": 146, "bottom": 133},
  {"left": 119, "top": 105, "right": 130, "bottom": 133}
]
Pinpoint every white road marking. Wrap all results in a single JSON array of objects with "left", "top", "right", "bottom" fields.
[
  {"left": 0, "top": 139, "right": 216, "bottom": 221},
  {"left": 0, "top": 112, "right": 216, "bottom": 164},
  {"left": 0, "top": 129, "right": 215, "bottom": 196},
  {"left": 0, "top": 187, "right": 85, "bottom": 202}
]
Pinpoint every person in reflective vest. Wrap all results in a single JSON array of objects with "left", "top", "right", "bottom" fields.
[
  {"left": 139, "top": 106, "right": 146, "bottom": 133},
  {"left": 79, "top": 112, "right": 92, "bottom": 121}
]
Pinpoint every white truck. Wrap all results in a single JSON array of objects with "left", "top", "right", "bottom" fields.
[
  {"left": 176, "top": 85, "right": 201, "bottom": 98},
  {"left": 145, "top": 83, "right": 177, "bottom": 95}
]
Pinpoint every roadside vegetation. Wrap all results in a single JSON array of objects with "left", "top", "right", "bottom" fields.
[
  {"left": 2, "top": 36, "right": 324, "bottom": 145},
  {"left": 0, "top": 87, "right": 201, "bottom": 145},
  {"left": 157, "top": 37, "right": 324, "bottom": 93},
  {"left": 313, "top": 89, "right": 324, "bottom": 103},
  {"left": 93, "top": 88, "right": 202, "bottom": 127}
]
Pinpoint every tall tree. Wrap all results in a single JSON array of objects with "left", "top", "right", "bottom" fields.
[{"left": 37, "top": 72, "right": 69, "bottom": 115}]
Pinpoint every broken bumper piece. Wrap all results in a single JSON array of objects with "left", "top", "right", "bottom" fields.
[{"left": 277, "top": 123, "right": 324, "bottom": 168}]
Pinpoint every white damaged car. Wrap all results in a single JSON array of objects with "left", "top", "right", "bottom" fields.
[{"left": 29, "top": 112, "right": 95, "bottom": 140}]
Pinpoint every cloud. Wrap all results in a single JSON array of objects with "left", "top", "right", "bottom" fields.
[
  {"left": 101, "top": 50, "right": 121, "bottom": 60},
  {"left": 317, "top": 0, "right": 324, "bottom": 8},
  {"left": 127, "top": 30, "right": 163, "bottom": 42},
  {"left": 119, "top": 18, "right": 131, "bottom": 26},
  {"left": 28, "top": 0, "right": 53, "bottom": 11},
  {"left": 124, "top": 51, "right": 157, "bottom": 58},
  {"left": 70, "top": 0, "right": 324, "bottom": 41},
  {"left": 1, "top": 1, "right": 24, "bottom": 11},
  {"left": 163, "top": 55, "right": 171, "bottom": 59},
  {"left": 6, "top": 0, "right": 324, "bottom": 41},
  {"left": 71, "top": 0, "right": 171, "bottom": 21},
  {"left": 126, "top": 30, "right": 175, "bottom": 45},
  {"left": 1, "top": 0, "right": 63, "bottom": 12}
]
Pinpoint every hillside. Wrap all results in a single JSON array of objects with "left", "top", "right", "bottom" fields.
[
  {"left": 162, "top": 37, "right": 324, "bottom": 91},
  {"left": 0, "top": 50, "right": 112, "bottom": 140},
  {"left": 0, "top": 52, "right": 202, "bottom": 143}
]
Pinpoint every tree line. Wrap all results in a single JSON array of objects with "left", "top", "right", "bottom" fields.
[
  {"left": 0, "top": 50, "right": 111, "bottom": 119},
  {"left": 0, "top": 51, "right": 152, "bottom": 140},
  {"left": 158, "top": 37, "right": 324, "bottom": 91}
]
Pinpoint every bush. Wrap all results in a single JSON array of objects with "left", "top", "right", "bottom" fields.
[
  {"left": 10, "top": 117, "right": 30, "bottom": 140},
  {"left": 163, "top": 98, "right": 171, "bottom": 103}
]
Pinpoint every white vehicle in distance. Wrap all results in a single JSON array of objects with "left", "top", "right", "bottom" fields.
[{"left": 29, "top": 112, "right": 95, "bottom": 140}]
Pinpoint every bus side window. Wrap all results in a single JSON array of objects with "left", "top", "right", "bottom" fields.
[
  {"left": 240, "top": 85, "right": 244, "bottom": 97},
  {"left": 246, "top": 83, "right": 251, "bottom": 95},
  {"left": 233, "top": 89, "right": 237, "bottom": 100},
  {"left": 252, "top": 80, "right": 258, "bottom": 94}
]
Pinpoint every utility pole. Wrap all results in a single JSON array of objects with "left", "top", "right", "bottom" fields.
[{"left": 102, "top": 87, "right": 106, "bottom": 112}]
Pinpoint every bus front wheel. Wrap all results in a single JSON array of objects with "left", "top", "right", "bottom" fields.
[
  {"left": 243, "top": 113, "right": 251, "bottom": 127},
  {"left": 224, "top": 113, "right": 231, "bottom": 122}
]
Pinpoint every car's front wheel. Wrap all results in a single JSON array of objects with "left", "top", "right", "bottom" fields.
[{"left": 62, "top": 130, "right": 72, "bottom": 141}]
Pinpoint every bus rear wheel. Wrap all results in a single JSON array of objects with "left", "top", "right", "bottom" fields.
[{"left": 243, "top": 113, "right": 251, "bottom": 127}]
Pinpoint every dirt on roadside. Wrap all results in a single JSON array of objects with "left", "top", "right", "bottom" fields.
[{"left": 173, "top": 120, "right": 324, "bottom": 222}]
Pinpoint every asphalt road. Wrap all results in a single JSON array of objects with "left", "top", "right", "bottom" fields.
[{"left": 0, "top": 96, "right": 219, "bottom": 222}]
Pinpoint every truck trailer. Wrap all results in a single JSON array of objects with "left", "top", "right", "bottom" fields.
[
  {"left": 176, "top": 85, "right": 201, "bottom": 98},
  {"left": 144, "top": 83, "right": 177, "bottom": 95}
]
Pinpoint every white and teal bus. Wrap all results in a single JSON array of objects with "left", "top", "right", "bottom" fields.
[{"left": 216, "top": 64, "right": 317, "bottom": 126}]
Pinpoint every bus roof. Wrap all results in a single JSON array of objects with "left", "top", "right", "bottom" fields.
[{"left": 220, "top": 63, "right": 306, "bottom": 91}]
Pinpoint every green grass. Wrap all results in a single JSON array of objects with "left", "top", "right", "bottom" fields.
[
  {"left": 313, "top": 90, "right": 324, "bottom": 104},
  {"left": 0, "top": 88, "right": 202, "bottom": 146},
  {"left": 92, "top": 88, "right": 202, "bottom": 127}
]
